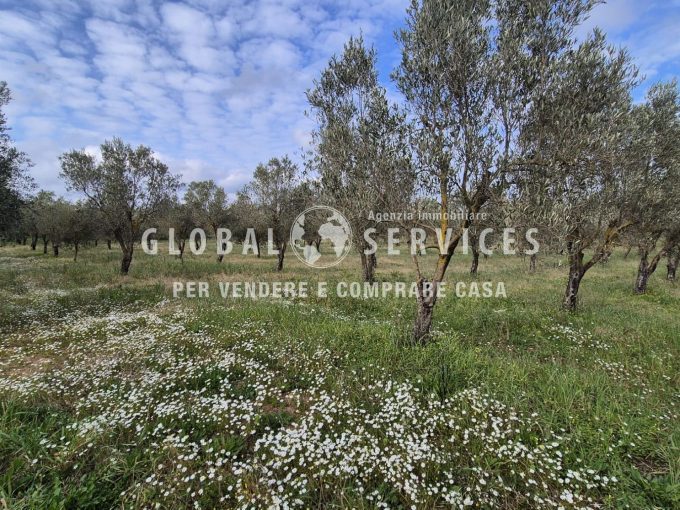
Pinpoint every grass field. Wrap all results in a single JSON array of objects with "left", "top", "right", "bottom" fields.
[{"left": 0, "top": 242, "right": 678, "bottom": 509}]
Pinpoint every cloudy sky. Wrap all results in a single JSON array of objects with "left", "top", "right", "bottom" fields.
[{"left": 1, "top": 0, "right": 679, "bottom": 196}]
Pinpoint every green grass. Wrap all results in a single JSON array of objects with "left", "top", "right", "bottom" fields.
[{"left": 0, "top": 241, "right": 678, "bottom": 508}]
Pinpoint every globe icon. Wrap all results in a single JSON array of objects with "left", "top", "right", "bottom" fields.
[{"left": 290, "top": 206, "right": 352, "bottom": 268}]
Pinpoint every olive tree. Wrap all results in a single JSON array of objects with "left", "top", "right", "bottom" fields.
[
  {"left": 394, "top": 0, "right": 593, "bottom": 342},
  {"left": 307, "top": 35, "right": 412, "bottom": 283},
  {"left": 40, "top": 198, "right": 71, "bottom": 257},
  {"left": 66, "top": 201, "right": 97, "bottom": 261},
  {"left": 231, "top": 190, "right": 266, "bottom": 256},
  {"left": 504, "top": 150, "right": 569, "bottom": 274},
  {"left": 166, "top": 200, "right": 196, "bottom": 263},
  {"left": 244, "top": 156, "right": 300, "bottom": 271},
  {"left": 20, "top": 191, "right": 54, "bottom": 250},
  {"left": 60, "top": 138, "right": 180, "bottom": 274},
  {"left": 184, "top": 180, "right": 231, "bottom": 262},
  {"left": 668, "top": 244, "right": 680, "bottom": 281},
  {"left": 517, "top": 24, "right": 640, "bottom": 310},
  {"left": 625, "top": 81, "right": 680, "bottom": 293},
  {"left": 30, "top": 191, "right": 56, "bottom": 254},
  {"left": 293, "top": 180, "right": 323, "bottom": 250}
]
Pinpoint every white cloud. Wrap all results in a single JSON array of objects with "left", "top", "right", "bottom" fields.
[
  {"left": 85, "top": 18, "right": 148, "bottom": 77},
  {"left": 241, "top": 2, "right": 310, "bottom": 39},
  {"left": 161, "top": 2, "right": 236, "bottom": 72},
  {"left": 576, "top": 0, "right": 680, "bottom": 89},
  {"left": 0, "top": 10, "right": 55, "bottom": 46},
  {"left": 576, "top": 0, "right": 639, "bottom": 39}
]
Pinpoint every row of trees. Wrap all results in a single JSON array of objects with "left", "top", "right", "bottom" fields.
[
  {"left": 305, "top": 1, "right": 679, "bottom": 341},
  {"left": 19, "top": 192, "right": 100, "bottom": 259},
  {"left": 11, "top": 142, "right": 314, "bottom": 274},
  {"left": 2, "top": 0, "right": 679, "bottom": 344},
  {"left": 163, "top": 156, "right": 310, "bottom": 271}
]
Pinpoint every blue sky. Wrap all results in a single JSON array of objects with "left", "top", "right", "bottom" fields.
[{"left": 1, "top": 0, "right": 679, "bottom": 196}]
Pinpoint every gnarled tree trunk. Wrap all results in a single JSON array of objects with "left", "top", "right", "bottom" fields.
[
  {"left": 178, "top": 239, "right": 186, "bottom": 264},
  {"left": 470, "top": 245, "right": 479, "bottom": 275},
  {"left": 562, "top": 247, "right": 584, "bottom": 311},
  {"left": 469, "top": 231, "right": 480, "bottom": 275},
  {"left": 52, "top": 244, "right": 59, "bottom": 257},
  {"left": 667, "top": 248, "right": 679, "bottom": 281},
  {"left": 562, "top": 221, "right": 630, "bottom": 311},
  {"left": 412, "top": 253, "right": 451, "bottom": 344},
  {"left": 120, "top": 248, "right": 133, "bottom": 274},
  {"left": 216, "top": 227, "right": 226, "bottom": 263},
  {"left": 276, "top": 242, "right": 286, "bottom": 271},
  {"left": 217, "top": 242, "right": 226, "bottom": 263},
  {"left": 529, "top": 253, "right": 537, "bottom": 273},
  {"left": 254, "top": 231, "right": 261, "bottom": 258},
  {"left": 634, "top": 251, "right": 649, "bottom": 294},
  {"left": 115, "top": 234, "right": 134, "bottom": 275},
  {"left": 634, "top": 248, "right": 665, "bottom": 294},
  {"left": 360, "top": 249, "right": 377, "bottom": 283},
  {"left": 413, "top": 296, "right": 434, "bottom": 345},
  {"left": 563, "top": 266, "right": 583, "bottom": 311},
  {"left": 30, "top": 234, "right": 38, "bottom": 250},
  {"left": 42, "top": 236, "right": 48, "bottom": 254}
]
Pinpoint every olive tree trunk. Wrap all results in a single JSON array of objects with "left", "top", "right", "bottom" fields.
[
  {"left": 561, "top": 221, "right": 629, "bottom": 311},
  {"left": 412, "top": 255, "right": 451, "bottom": 344},
  {"left": 215, "top": 227, "right": 226, "bottom": 263},
  {"left": 562, "top": 266, "right": 584, "bottom": 311},
  {"left": 413, "top": 297, "right": 434, "bottom": 344},
  {"left": 276, "top": 242, "right": 286, "bottom": 271},
  {"left": 634, "top": 250, "right": 650, "bottom": 294},
  {"left": 360, "top": 249, "right": 377, "bottom": 284},
  {"left": 562, "top": 247, "right": 585, "bottom": 311},
  {"left": 470, "top": 246, "right": 480, "bottom": 275},
  {"left": 634, "top": 249, "right": 665, "bottom": 294},
  {"left": 667, "top": 249, "right": 679, "bottom": 281},
  {"left": 177, "top": 239, "right": 186, "bottom": 264},
  {"left": 120, "top": 248, "right": 133, "bottom": 274},
  {"left": 115, "top": 234, "right": 134, "bottom": 275},
  {"left": 635, "top": 252, "right": 649, "bottom": 294}
]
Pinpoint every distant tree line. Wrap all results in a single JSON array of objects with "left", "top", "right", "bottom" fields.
[{"left": 2, "top": 0, "right": 679, "bottom": 345}]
